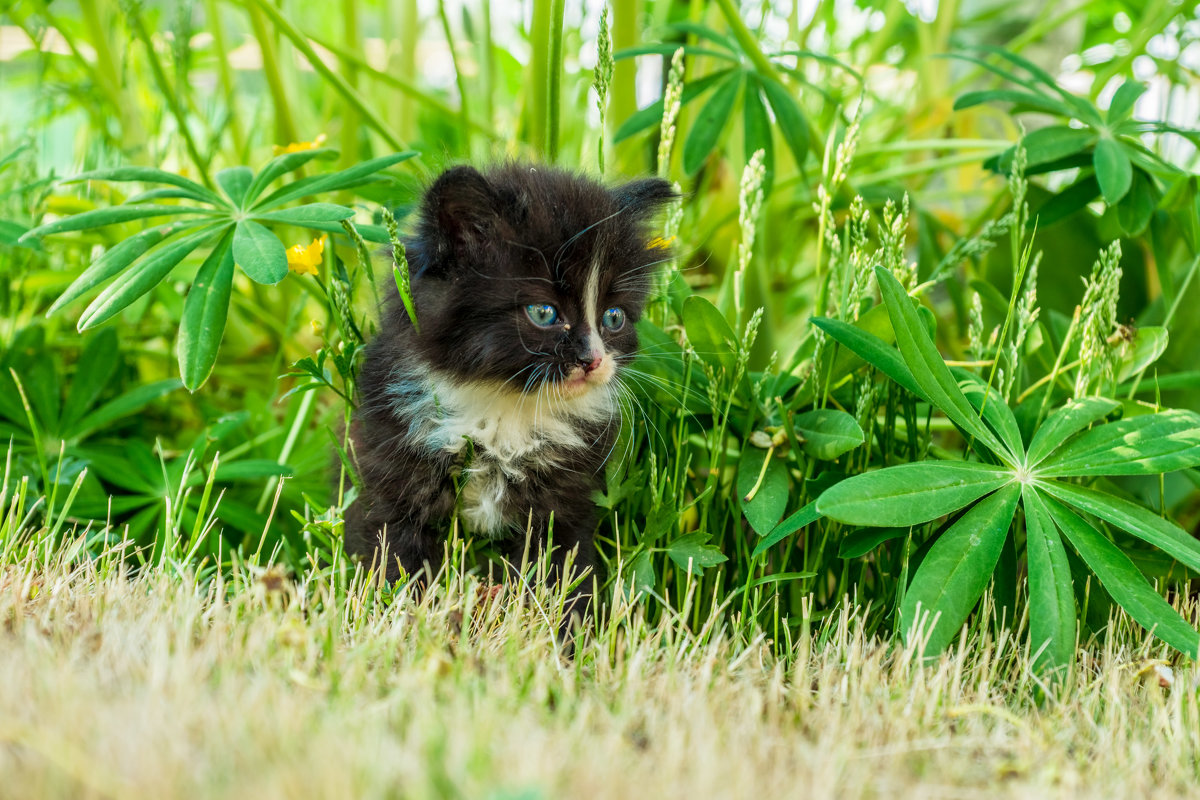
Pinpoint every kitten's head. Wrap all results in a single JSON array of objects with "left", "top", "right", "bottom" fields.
[{"left": 401, "top": 164, "right": 677, "bottom": 402}]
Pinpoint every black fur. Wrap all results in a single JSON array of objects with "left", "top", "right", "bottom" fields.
[{"left": 344, "top": 163, "right": 675, "bottom": 619}]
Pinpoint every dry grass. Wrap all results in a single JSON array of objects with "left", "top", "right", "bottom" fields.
[{"left": 1, "top": 541, "right": 1199, "bottom": 800}]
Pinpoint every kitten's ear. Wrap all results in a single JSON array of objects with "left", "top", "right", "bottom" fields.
[
  {"left": 612, "top": 177, "right": 678, "bottom": 217},
  {"left": 419, "top": 165, "right": 499, "bottom": 268}
]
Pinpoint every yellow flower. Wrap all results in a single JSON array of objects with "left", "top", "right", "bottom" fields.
[
  {"left": 647, "top": 235, "right": 676, "bottom": 250},
  {"left": 287, "top": 236, "right": 326, "bottom": 276},
  {"left": 273, "top": 133, "right": 327, "bottom": 156}
]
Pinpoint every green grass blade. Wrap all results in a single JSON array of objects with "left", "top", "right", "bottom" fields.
[
  {"left": 1026, "top": 397, "right": 1120, "bottom": 467},
  {"left": 233, "top": 220, "right": 288, "bottom": 285},
  {"left": 899, "top": 483, "right": 1020, "bottom": 656},
  {"left": 78, "top": 223, "right": 227, "bottom": 330},
  {"left": 817, "top": 461, "right": 1011, "bottom": 527},
  {"left": 874, "top": 266, "right": 1012, "bottom": 461},
  {"left": 178, "top": 230, "right": 235, "bottom": 391},
  {"left": 1021, "top": 486, "right": 1076, "bottom": 674},
  {"left": 1037, "top": 409, "right": 1200, "bottom": 477},
  {"left": 1039, "top": 480, "right": 1200, "bottom": 573},
  {"left": 1043, "top": 494, "right": 1199, "bottom": 658}
]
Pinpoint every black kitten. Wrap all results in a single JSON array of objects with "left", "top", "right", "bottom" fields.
[{"left": 344, "top": 163, "right": 676, "bottom": 615}]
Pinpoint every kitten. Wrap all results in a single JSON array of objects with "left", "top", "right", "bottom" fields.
[{"left": 344, "top": 163, "right": 676, "bottom": 619}]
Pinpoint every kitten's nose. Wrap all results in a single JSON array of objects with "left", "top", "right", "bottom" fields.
[{"left": 581, "top": 354, "right": 604, "bottom": 373}]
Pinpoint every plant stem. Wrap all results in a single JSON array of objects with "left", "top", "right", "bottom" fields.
[
  {"left": 339, "top": 0, "right": 360, "bottom": 169},
  {"left": 547, "top": 0, "right": 566, "bottom": 162},
  {"left": 437, "top": 0, "right": 472, "bottom": 154},
  {"left": 245, "top": 0, "right": 299, "bottom": 147}
]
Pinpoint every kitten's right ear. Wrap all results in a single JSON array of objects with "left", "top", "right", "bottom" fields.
[
  {"left": 612, "top": 177, "right": 679, "bottom": 217},
  {"left": 418, "top": 166, "right": 498, "bottom": 271}
]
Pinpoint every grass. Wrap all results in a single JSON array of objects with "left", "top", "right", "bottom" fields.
[{"left": 4, "top": 527, "right": 1200, "bottom": 799}]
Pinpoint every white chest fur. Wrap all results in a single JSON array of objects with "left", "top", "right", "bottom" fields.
[{"left": 386, "top": 367, "right": 618, "bottom": 535}]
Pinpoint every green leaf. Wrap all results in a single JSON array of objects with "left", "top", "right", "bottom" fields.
[
  {"left": 72, "top": 379, "right": 183, "bottom": 439},
  {"left": 751, "top": 499, "right": 821, "bottom": 558},
  {"left": 839, "top": 526, "right": 907, "bottom": 559},
  {"left": 743, "top": 77, "right": 774, "bottom": 190},
  {"left": 199, "top": 459, "right": 292, "bottom": 484},
  {"left": 1026, "top": 397, "right": 1121, "bottom": 467},
  {"left": 1034, "top": 174, "right": 1100, "bottom": 227},
  {"left": 252, "top": 151, "right": 417, "bottom": 211},
  {"left": 667, "top": 532, "right": 728, "bottom": 574},
  {"left": 282, "top": 219, "right": 391, "bottom": 244},
  {"left": 1115, "top": 326, "right": 1169, "bottom": 383},
  {"left": 738, "top": 446, "right": 789, "bottom": 536},
  {"left": 47, "top": 221, "right": 200, "bottom": 314},
  {"left": 899, "top": 484, "right": 1020, "bottom": 656},
  {"left": 1039, "top": 480, "right": 1200, "bottom": 574},
  {"left": 233, "top": 220, "right": 288, "bottom": 285},
  {"left": 793, "top": 408, "right": 864, "bottom": 460},
  {"left": 875, "top": 266, "right": 1012, "bottom": 460},
  {"left": 1021, "top": 487, "right": 1076, "bottom": 674},
  {"left": 77, "top": 224, "right": 226, "bottom": 330},
  {"left": 1107, "top": 81, "right": 1146, "bottom": 123},
  {"left": 622, "top": 551, "right": 656, "bottom": 599},
  {"left": 682, "top": 71, "right": 743, "bottom": 175},
  {"left": 1043, "top": 495, "right": 1199, "bottom": 658},
  {"left": 809, "top": 315, "right": 928, "bottom": 402},
  {"left": 1094, "top": 137, "right": 1133, "bottom": 204},
  {"left": 953, "top": 89, "right": 1071, "bottom": 116},
  {"left": 20, "top": 205, "right": 208, "bottom": 242},
  {"left": 216, "top": 166, "right": 254, "bottom": 207},
  {"left": 253, "top": 203, "right": 356, "bottom": 226},
  {"left": 60, "top": 328, "right": 119, "bottom": 430},
  {"left": 1037, "top": 409, "right": 1200, "bottom": 477},
  {"left": 613, "top": 69, "right": 736, "bottom": 144},
  {"left": 817, "top": 461, "right": 1011, "bottom": 527},
  {"left": 243, "top": 147, "right": 339, "bottom": 205},
  {"left": 959, "top": 378, "right": 1024, "bottom": 460},
  {"left": 63, "top": 166, "right": 224, "bottom": 206},
  {"left": 682, "top": 295, "right": 738, "bottom": 374},
  {"left": 759, "top": 77, "right": 810, "bottom": 170},
  {"left": 1116, "top": 169, "right": 1158, "bottom": 236},
  {"left": 1020, "top": 126, "right": 1096, "bottom": 167},
  {"left": 178, "top": 230, "right": 235, "bottom": 391}
]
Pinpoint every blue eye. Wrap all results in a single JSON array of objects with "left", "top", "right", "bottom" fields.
[
  {"left": 602, "top": 307, "right": 626, "bottom": 331},
  {"left": 525, "top": 303, "right": 559, "bottom": 327}
]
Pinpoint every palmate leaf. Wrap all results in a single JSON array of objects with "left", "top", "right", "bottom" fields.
[
  {"left": 19, "top": 204, "right": 209, "bottom": 242},
  {"left": 1039, "top": 480, "right": 1200, "bottom": 574},
  {"left": 216, "top": 166, "right": 254, "bottom": 207},
  {"left": 233, "top": 220, "right": 288, "bottom": 285},
  {"left": 1026, "top": 397, "right": 1120, "bottom": 467},
  {"left": 1094, "top": 137, "right": 1133, "bottom": 204},
  {"left": 682, "top": 71, "right": 744, "bottom": 175},
  {"left": 48, "top": 220, "right": 201, "bottom": 313},
  {"left": 959, "top": 379, "right": 1024, "bottom": 460},
  {"left": 759, "top": 76, "right": 810, "bottom": 169},
  {"left": 809, "top": 315, "right": 927, "bottom": 401},
  {"left": 252, "top": 151, "right": 418, "bottom": 211},
  {"left": 1043, "top": 495, "right": 1199, "bottom": 658},
  {"left": 613, "top": 69, "right": 736, "bottom": 144},
  {"left": 816, "top": 461, "right": 1011, "bottom": 527},
  {"left": 899, "top": 484, "right": 1021, "bottom": 657},
  {"left": 77, "top": 223, "right": 229, "bottom": 330},
  {"left": 953, "top": 88, "right": 1072, "bottom": 116},
  {"left": 1037, "top": 409, "right": 1200, "bottom": 477},
  {"left": 792, "top": 408, "right": 864, "bottom": 460},
  {"left": 243, "top": 147, "right": 339, "bottom": 206},
  {"left": 1021, "top": 487, "right": 1076, "bottom": 673},
  {"left": 875, "top": 265, "right": 1013, "bottom": 461},
  {"left": 61, "top": 166, "right": 225, "bottom": 206},
  {"left": 253, "top": 203, "right": 356, "bottom": 226}
]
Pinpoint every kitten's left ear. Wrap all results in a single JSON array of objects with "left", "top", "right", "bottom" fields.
[{"left": 612, "top": 177, "right": 678, "bottom": 217}]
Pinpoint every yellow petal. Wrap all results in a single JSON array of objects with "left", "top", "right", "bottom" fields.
[{"left": 647, "top": 235, "right": 676, "bottom": 250}]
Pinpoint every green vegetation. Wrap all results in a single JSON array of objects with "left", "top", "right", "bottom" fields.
[{"left": 3, "top": 0, "right": 1200, "bottom": 792}]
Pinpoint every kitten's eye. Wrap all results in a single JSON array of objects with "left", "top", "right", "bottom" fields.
[
  {"left": 525, "top": 303, "right": 559, "bottom": 327},
  {"left": 602, "top": 307, "right": 626, "bottom": 332}
]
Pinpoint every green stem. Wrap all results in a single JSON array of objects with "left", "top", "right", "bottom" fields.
[
  {"left": 528, "top": 0, "right": 551, "bottom": 155},
  {"left": 247, "top": 0, "right": 409, "bottom": 153},
  {"left": 340, "top": 0, "right": 361, "bottom": 168},
  {"left": 205, "top": 0, "right": 245, "bottom": 158},
  {"left": 547, "top": 0, "right": 566, "bottom": 162},
  {"left": 245, "top": 0, "right": 299, "bottom": 147},
  {"left": 125, "top": 4, "right": 213, "bottom": 186},
  {"left": 437, "top": 0, "right": 472, "bottom": 154}
]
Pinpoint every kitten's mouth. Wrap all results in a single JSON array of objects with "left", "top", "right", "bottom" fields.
[{"left": 559, "top": 357, "right": 614, "bottom": 397}]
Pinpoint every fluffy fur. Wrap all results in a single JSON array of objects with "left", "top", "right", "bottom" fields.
[{"left": 344, "top": 163, "right": 676, "bottom": 612}]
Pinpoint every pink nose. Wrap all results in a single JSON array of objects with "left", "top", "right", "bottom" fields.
[{"left": 583, "top": 355, "right": 603, "bottom": 373}]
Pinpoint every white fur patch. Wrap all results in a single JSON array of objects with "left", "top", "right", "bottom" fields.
[{"left": 385, "top": 365, "right": 618, "bottom": 536}]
